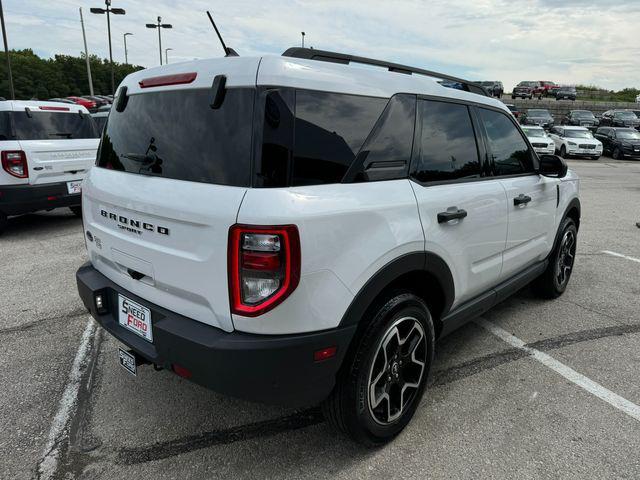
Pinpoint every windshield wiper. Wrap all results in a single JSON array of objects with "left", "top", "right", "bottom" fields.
[
  {"left": 121, "top": 153, "right": 155, "bottom": 164},
  {"left": 49, "top": 132, "right": 73, "bottom": 138}
]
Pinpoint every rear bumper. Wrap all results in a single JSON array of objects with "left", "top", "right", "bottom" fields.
[
  {"left": 0, "top": 182, "right": 81, "bottom": 216},
  {"left": 76, "top": 262, "right": 357, "bottom": 407}
]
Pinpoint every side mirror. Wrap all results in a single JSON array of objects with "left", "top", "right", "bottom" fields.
[{"left": 538, "top": 155, "right": 568, "bottom": 178}]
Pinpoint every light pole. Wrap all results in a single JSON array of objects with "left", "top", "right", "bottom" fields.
[
  {"left": 301, "top": 31, "right": 305, "bottom": 48},
  {"left": 146, "top": 17, "right": 172, "bottom": 66},
  {"left": 79, "top": 8, "right": 94, "bottom": 96},
  {"left": 90, "top": 0, "right": 125, "bottom": 94},
  {"left": 123, "top": 32, "right": 132, "bottom": 65},
  {"left": 165, "top": 48, "right": 173, "bottom": 65},
  {"left": 0, "top": 0, "right": 15, "bottom": 99}
]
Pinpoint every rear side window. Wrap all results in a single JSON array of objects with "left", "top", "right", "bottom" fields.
[
  {"left": 411, "top": 100, "right": 481, "bottom": 183},
  {"left": 292, "top": 91, "right": 387, "bottom": 186},
  {"left": 97, "top": 88, "right": 255, "bottom": 186},
  {"left": 478, "top": 108, "right": 534, "bottom": 176},
  {"left": 0, "top": 111, "right": 98, "bottom": 140}
]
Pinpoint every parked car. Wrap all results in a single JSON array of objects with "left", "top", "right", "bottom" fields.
[
  {"left": 555, "top": 86, "right": 577, "bottom": 101},
  {"left": 512, "top": 81, "right": 541, "bottom": 99},
  {"left": 67, "top": 96, "right": 97, "bottom": 112},
  {"left": 599, "top": 110, "right": 640, "bottom": 129},
  {"left": 82, "top": 95, "right": 110, "bottom": 108},
  {"left": 520, "top": 108, "right": 554, "bottom": 129},
  {"left": 636, "top": 94, "right": 640, "bottom": 103},
  {"left": 594, "top": 127, "right": 640, "bottom": 159},
  {"left": 504, "top": 103, "right": 521, "bottom": 119},
  {"left": 521, "top": 126, "right": 556, "bottom": 155},
  {"left": 91, "top": 111, "right": 109, "bottom": 132},
  {"left": 47, "top": 98, "right": 76, "bottom": 104},
  {"left": 477, "top": 81, "right": 504, "bottom": 97},
  {"left": 540, "top": 81, "right": 560, "bottom": 97},
  {"left": 562, "top": 110, "right": 599, "bottom": 130},
  {"left": 75, "top": 47, "right": 579, "bottom": 445},
  {"left": 96, "top": 104, "right": 112, "bottom": 113},
  {"left": 548, "top": 126, "right": 602, "bottom": 159},
  {"left": 94, "top": 95, "right": 113, "bottom": 104},
  {"left": 0, "top": 100, "right": 100, "bottom": 233}
]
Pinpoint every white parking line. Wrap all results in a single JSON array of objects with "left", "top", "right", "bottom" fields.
[
  {"left": 601, "top": 250, "right": 640, "bottom": 264},
  {"left": 36, "top": 318, "right": 97, "bottom": 480},
  {"left": 475, "top": 318, "right": 640, "bottom": 423}
]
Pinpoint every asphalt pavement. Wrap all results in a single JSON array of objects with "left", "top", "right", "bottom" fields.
[{"left": 1, "top": 157, "right": 639, "bottom": 479}]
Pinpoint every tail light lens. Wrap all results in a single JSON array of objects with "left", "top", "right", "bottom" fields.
[
  {"left": 228, "top": 224, "right": 301, "bottom": 317},
  {"left": 1, "top": 151, "right": 28, "bottom": 178}
]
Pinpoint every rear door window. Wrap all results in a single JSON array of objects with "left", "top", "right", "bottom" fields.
[
  {"left": 411, "top": 99, "right": 481, "bottom": 183},
  {"left": 97, "top": 88, "right": 255, "bottom": 187}
]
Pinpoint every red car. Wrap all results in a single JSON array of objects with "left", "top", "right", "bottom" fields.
[
  {"left": 540, "top": 81, "right": 560, "bottom": 97},
  {"left": 66, "top": 96, "right": 96, "bottom": 111}
]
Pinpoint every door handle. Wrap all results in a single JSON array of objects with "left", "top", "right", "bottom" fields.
[
  {"left": 437, "top": 208, "right": 467, "bottom": 224},
  {"left": 514, "top": 194, "right": 532, "bottom": 206}
]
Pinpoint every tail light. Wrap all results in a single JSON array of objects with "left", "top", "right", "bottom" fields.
[
  {"left": 1, "top": 151, "right": 28, "bottom": 178},
  {"left": 228, "top": 224, "right": 301, "bottom": 317}
]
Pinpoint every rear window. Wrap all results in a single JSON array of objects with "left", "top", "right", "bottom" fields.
[
  {"left": 0, "top": 111, "right": 98, "bottom": 140},
  {"left": 97, "top": 88, "right": 255, "bottom": 186}
]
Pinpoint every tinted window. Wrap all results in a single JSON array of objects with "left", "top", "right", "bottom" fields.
[
  {"left": 411, "top": 100, "right": 480, "bottom": 182},
  {"left": 2, "top": 111, "right": 98, "bottom": 140},
  {"left": 479, "top": 108, "right": 534, "bottom": 176},
  {"left": 349, "top": 94, "right": 416, "bottom": 182},
  {"left": 292, "top": 91, "right": 386, "bottom": 186},
  {"left": 97, "top": 88, "right": 254, "bottom": 186},
  {"left": 92, "top": 115, "right": 108, "bottom": 133}
]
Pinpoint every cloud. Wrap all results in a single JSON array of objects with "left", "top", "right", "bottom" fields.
[{"left": 2, "top": 0, "right": 638, "bottom": 91}]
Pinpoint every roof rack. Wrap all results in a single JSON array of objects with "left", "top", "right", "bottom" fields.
[{"left": 281, "top": 47, "right": 488, "bottom": 97}]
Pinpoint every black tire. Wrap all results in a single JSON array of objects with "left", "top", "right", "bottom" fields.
[
  {"left": 533, "top": 217, "right": 577, "bottom": 299},
  {"left": 322, "top": 292, "right": 435, "bottom": 446},
  {"left": 560, "top": 145, "right": 568, "bottom": 159},
  {"left": 511, "top": 95, "right": 516, "bottom": 100},
  {"left": 0, "top": 212, "right": 7, "bottom": 235},
  {"left": 69, "top": 206, "right": 82, "bottom": 217},
  {"left": 612, "top": 148, "right": 622, "bottom": 160}
]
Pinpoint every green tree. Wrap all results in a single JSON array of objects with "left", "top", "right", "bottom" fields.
[{"left": 0, "top": 49, "right": 143, "bottom": 99}]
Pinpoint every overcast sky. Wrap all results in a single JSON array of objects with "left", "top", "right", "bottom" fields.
[{"left": 4, "top": 0, "right": 640, "bottom": 91}]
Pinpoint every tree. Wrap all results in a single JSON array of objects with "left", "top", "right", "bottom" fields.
[{"left": 0, "top": 49, "right": 143, "bottom": 99}]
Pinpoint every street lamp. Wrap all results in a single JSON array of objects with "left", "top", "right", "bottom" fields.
[
  {"left": 123, "top": 32, "right": 133, "bottom": 65},
  {"left": 146, "top": 17, "right": 172, "bottom": 66},
  {"left": 165, "top": 48, "right": 173, "bottom": 65},
  {"left": 90, "top": 0, "right": 125, "bottom": 94}
]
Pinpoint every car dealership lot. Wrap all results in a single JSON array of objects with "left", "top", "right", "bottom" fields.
[{"left": 1, "top": 158, "right": 639, "bottom": 479}]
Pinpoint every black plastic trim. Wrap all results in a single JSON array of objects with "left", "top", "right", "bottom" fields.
[{"left": 0, "top": 182, "right": 81, "bottom": 216}]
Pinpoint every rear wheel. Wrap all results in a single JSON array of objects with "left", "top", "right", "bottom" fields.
[
  {"left": 533, "top": 217, "right": 577, "bottom": 299},
  {"left": 322, "top": 293, "right": 435, "bottom": 446},
  {"left": 69, "top": 206, "right": 82, "bottom": 217}
]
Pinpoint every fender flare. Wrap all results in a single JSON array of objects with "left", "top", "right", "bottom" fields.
[
  {"left": 550, "top": 197, "right": 581, "bottom": 256},
  {"left": 338, "top": 251, "right": 455, "bottom": 327}
]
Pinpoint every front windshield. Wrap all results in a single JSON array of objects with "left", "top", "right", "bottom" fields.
[
  {"left": 614, "top": 112, "right": 637, "bottom": 119},
  {"left": 573, "top": 111, "right": 594, "bottom": 119},
  {"left": 617, "top": 130, "right": 640, "bottom": 140},
  {"left": 522, "top": 128, "right": 546, "bottom": 138},
  {"left": 565, "top": 130, "right": 593, "bottom": 139},
  {"left": 528, "top": 109, "right": 551, "bottom": 117},
  {"left": 520, "top": 82, "right": 537, "bottom": 87}
]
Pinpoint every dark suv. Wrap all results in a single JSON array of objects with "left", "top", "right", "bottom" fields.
[
  {"left": 562, "top": 110, "right": 599, "bottom": 130},
  {"left": 594, "top": 127, "right": 640, "bottom": 159},
  {"left": 477, "top": 81, "right": 504, "bottom": 98},
  {"left": 555, "top": 86, "right": 577, "bottom": 101},
  {"left": 599, "top": 110, "right": 640, "bottom": 129},
  {"left": 520, "top": 108, "right": 554, "bottom": 129}
]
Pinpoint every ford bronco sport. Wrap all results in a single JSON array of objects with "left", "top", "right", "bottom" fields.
[{"left": 76, "top": 48, "right": 580, "bottom": 445}]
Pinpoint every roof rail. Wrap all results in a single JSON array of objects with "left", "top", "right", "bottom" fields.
[{"left": 281, "top": 47, "right": 489, "bottom": 97}]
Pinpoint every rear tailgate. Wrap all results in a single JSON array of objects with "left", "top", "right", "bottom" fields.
[
  {"left": 83, "top": 57, "right": 260, "bottom": 332},
  {"left": 21, "top": 138, "right": 99, "bottom": 185}
]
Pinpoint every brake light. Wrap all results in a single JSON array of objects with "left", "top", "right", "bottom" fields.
[
  {"left": 39, "top": 106, "right": 70, "bottom": 111},
  {"left": 139, "top": 72, "right": 197, "bottom": 89},
  {"left": 228, "top": 224, "right": 301, "bottom": 317},
  {"left": 1, "top": 151, "right": 28, "bottom": 178}
]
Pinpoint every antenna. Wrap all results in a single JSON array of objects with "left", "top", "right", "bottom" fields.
[{"left": 206, "top": 11, "right": 238, "bottom": 57}]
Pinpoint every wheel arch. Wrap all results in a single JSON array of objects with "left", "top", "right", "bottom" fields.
[
  {"left": 551, "top": 197, "right": 581, "bottom": 256},
  {"left": 338, "top": 252, "right": 455, "bottom": 339}
]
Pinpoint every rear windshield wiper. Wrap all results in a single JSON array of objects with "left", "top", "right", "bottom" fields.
[
  {"left": 49, "top": 132, "right": 74, "bottom": 138},
  {"left": 121, "top": 153, "right": 155, "bottom": 164}
]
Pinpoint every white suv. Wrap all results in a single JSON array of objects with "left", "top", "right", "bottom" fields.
[
  {"left": 75, "top": 48, "right": 581, "bottom": 445},
  {"left": 0, "top": 100, "right": 100, "bottom": 233}
]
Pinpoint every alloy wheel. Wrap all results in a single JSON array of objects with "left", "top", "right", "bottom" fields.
[
  {"left": 556, "top": 229, "right": 576, "bottom": 288},
  {"left": 367, "top": 317, "right": 427, "bottom": 425}
]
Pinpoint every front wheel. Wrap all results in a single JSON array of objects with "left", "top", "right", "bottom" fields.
[
  {"left": 533, "top": 217, "right": 577, "bottom": 299},
  {"left": 322, "top": 293, "right": 435, "bottom": 446},
  {"left": 560, "top": 145, "right": 568, "bottom": 158},
  {"left": 612, "top": 148, "right": 623, "bottom": 160}
]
